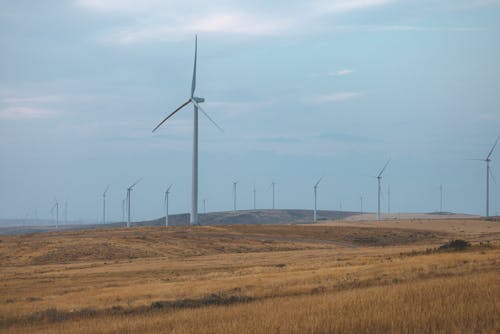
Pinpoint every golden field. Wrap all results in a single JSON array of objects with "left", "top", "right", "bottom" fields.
[{"left": 1, "top": 219, "right": 499, "bottom": 333}]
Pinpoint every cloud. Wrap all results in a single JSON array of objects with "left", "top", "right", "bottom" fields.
[
  {"left": 0, "top": 95, "right": 65, "bottom": 120},
  {"left": 307, "top": 92, "right": 362, "bottom": 103},
  {"left": 328, "top": 69, "right": 354, "bottom": 76},
  {"left": 76, "top": 0, "right": 399, "bottom": 44},
  {"left": 0, "top": 106, "right": 58, "bottom": 120}
]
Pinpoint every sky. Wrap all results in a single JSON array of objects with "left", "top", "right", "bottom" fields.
[{"left": 1, "top": 0, "right": 500, "bottom": 223}]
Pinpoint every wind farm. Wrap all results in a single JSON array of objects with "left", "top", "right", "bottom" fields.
[{"left": 2, "top": 2, "right": 500, "bottom": 333}]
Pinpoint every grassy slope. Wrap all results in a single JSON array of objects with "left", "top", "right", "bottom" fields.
[{"left": 1, "top": 220, "right": 499, "bottom": 333}]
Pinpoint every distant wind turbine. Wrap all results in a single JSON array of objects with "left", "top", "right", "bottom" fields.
[
  {"left": 468, "top": 135, "right": 500, "bottom": 217},
  {"left": 102, "top": 185, "right": 110, "bottom": 224},
  {"left": 164, "top": 184, "right": 172, "bottom": 227},
  {"left": 232, "top": 181, "right": 238, "bottom": 212},
  {"left": 126, "top": 178, "right": 142, "bottom": 228},
  {"left": 313, "top": 177, "right": 323, "bottom": 222},
  {"left": 375, "top": 160, "right": 390, "bottom": 220},
  {"left": 152, "top": 35, "right": 223, "bottom": 226}
]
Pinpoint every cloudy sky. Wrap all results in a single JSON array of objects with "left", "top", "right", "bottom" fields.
[{"left": 1, "top": 0, "right": 500, "bottom": 222}]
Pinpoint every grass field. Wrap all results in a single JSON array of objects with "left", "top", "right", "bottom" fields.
[{"left": 1, "top": 219, "right": 499, "bottom": 333}]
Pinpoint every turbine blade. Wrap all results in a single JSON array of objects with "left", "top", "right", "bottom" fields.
[
  {"left": 129, "top": 177, "right": 143, "bottom": 189},
  {"left": 314, "top": 176, "right": 323, "bottom": 187},
  {"left": 487, "top": 135, "right": 500, "bottom": 160},
  {"left": 103, "top": 184, "right": 110, "bottom": 196},
  {"left": 192, "top": 100, "right": 224, "bottom": 132},
  {"left": 465, "top": 158, "right": 485, "bottom": 161},
  {"left": 191, "top": 35, "right": 197, "bottom": 98},
  {"left": 378, "top": 159, "right": 391, "bottom": 178},
  {"left": 152, "top": 99, "right": 192, "bottom": 132},
  {"left": 166, "top": 184, "right": 173, "bottom": 192},
  {"left": 490, "top": 166, "right": 497, "bottom": 185}
]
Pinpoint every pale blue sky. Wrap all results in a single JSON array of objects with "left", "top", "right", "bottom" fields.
[{"left": 1, "top": 0, "right": 500, "bottom": 222}]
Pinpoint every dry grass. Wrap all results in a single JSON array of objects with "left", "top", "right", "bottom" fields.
[{"left": 1, "top": 219, "right": 499, "bottom": 333}]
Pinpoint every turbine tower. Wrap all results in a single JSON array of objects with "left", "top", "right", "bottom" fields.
[
  {"left": 152, "top": 35, "right": 222, "bottom": 226},
  {"left": 387, "top": 185, "right": 391, "bottom": 214},
  {"left": 51, "top": 201, "right": 59, "bottom": 229},
  {"left": 313, "top": 177, "right": 323, "bottom": 222},
  {"left": 232, "top": 181, "right": 238, "bottom": 212},
  {"left": 126, "top": 178, "right": 142, "bottom": 228},
  {"left": 439, "top": 184, "right": 443, "bottom": 213},
  {"left": 376, "top": 160, "right": 390, "bottom": 220},
  {"left": 271, "top": 182, "right": 276, "bottom": 209},
  {"left": 469, "top": 135, "right": 500, "bottom": 217},
  {"left": 102, "top": 185, "right": 110, "bottom": 224},
  {"left": 253, "top": 185, "right": 256, "bottom": 210},
  {"left": 164, "top": 184, "right": 172, "bottom": 227},
  {"left": 360, "top": 195, "right": 363, "bottom": 214}
]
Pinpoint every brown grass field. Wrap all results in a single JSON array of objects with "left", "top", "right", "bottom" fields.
[{"left": 1, "top": 218, "right": 499, "bottom": 333}]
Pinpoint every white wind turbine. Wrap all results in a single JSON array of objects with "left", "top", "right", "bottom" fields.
[
  {"left": 375, "top": 160, "right": 390, "bottom": 220},
  {"left": 313, "top": 177, "right": 323, "bottom": 222},
  {"left": 102, "top": 185, "right": 110, "bottom": 224},
  {"left": 126, "top": 178, "right": 142, "bottom": 228},
  {"left": 152, "top": 35, "right": 223, "bottom": 226},
  {"left": 164, "top": 184, "right": 172, "bottom": 227},
  {"left": 468, "top": 135, "right": 500, "bottom": 217}
]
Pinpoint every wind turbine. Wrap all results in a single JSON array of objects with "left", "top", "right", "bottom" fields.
[
  {"left": 152, "top": 35, "right": 223, "bottom": 226},
  {"left": 313, "top": 177, "right": 323, "bottom": 222},
  {"left": 232, "top": 181, "right": 238, "bottom": 212},
  {"left": 375, "top": 160, "right": 390, "bottom": 220},
  {"left": 469, "top": 135, "right": 500, "bottom": 217},
  {"left": 102, "top": 185, "right": 110, "bottom": 224},
  {"left": 164, "top": 184, "right": 172, "bottom": 227},
  {"left": 360, "top": 195, "right": 363, "bottom": 214},
  {"left": 126, "top": 178, "right": 142, "bottom": 228},
  {"left": 51, "top": 200, "right": 59, "bottom": 229}
]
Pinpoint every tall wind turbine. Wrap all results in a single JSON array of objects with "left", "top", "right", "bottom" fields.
[
  {"left": 126, "top": 178, "right": 142, "bottom": 228},
  {"left": 232, "top": 181, "right": 238, "bottom": 212},
  {"left": 313, "top": 177, "right": 323, "bottom": 222},
  {"left": 360, "top": 195, "right": 364, "bottom": 214},
  {"left": 102, "top": 185, "right": 110, "bottom": 224},
  {"left": 376, "top": 160, "right": 390, "bottom": 220},
  {"left": 51, "top": 201, "right": 59, "bottom": 229},
  {"left": 469, "top": 135, "right": 500, "bottom": 217},
  {"left": 152, "top": 35, "right": 222, "bottom": 226},
  {"left": 164, "top": 184, "right": 172, "bottom": 227}
]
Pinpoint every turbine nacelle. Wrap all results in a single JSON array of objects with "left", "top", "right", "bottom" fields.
[{"left": 193, "top": 97, "right": 205, "bottom": 103}]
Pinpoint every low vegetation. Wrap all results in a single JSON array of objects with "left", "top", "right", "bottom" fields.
[{"left": 0, "top": 219, "right": 499, "bottom": 333}]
